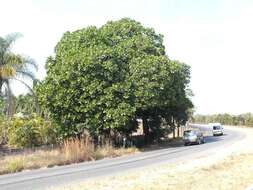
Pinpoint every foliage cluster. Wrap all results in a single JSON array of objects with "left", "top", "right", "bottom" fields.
[{"left": 7, "top": 114, "right": 56, "bottom": 148}]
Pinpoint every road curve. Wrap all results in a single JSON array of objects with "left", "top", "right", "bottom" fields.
[{"left": 0, "top": 125, "right": 245, "bottom": 190}]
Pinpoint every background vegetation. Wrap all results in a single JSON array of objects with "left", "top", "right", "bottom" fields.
[{"left": 193, "top": 113, "right": 253, "bottom": 127}]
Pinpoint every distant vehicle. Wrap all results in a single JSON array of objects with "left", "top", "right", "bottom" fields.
[
  {"left": 183, "top": 130, "right": 205, "bottom": 146},
  {"left": 210, "top": 123, "right": 224, "bottom": 136}
]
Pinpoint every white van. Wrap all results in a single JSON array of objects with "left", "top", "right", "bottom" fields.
[{"left": 210, "top": 123, "right": 223, "bottom": 136}]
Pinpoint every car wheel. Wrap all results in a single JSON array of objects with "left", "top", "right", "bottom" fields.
[{"left": 184, "top": 142, "right": 188, "bottom": 146}]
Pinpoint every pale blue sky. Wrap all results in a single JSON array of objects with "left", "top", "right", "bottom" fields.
[{"left": 1, "top": 0, "right": 253, "bottom": 114}]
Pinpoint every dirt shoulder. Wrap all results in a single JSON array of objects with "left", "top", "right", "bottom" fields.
[{"left": 51, "top": 126, "right": 253, "bottom": 190}]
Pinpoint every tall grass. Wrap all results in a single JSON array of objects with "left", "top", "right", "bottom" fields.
[
  {"left": 61, "top": 138, "right": 95, "bottom": 164},
  {"left": 0, "top": 138, "right": 138, "bottom": 175}
]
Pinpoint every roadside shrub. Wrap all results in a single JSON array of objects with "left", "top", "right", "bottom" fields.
[
  {"left": 7, "top": 115, "right": 56, "bottom": 148},
  {"left": 6, "top": 158, "right": 24, "bottom": 173},
  {"left": 8, "top": 117, "right": 41, "bottom": 148},
  {"left": 39, "top": 119, "right": 57, "bottom": 145}
]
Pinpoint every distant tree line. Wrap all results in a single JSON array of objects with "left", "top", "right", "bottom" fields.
[{"left": 192, "top": 113, "right": 253, "bottom": 127}]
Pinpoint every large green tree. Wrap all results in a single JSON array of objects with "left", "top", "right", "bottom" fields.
[{"left": 37, "top": 18, "right": 192, "bottom": 140}]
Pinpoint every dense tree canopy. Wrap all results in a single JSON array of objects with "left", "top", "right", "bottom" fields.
[{"left": 37, "top": 18, "right": 193, "bottom": 140}]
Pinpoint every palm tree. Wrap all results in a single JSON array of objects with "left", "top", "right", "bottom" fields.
[{"left": 0, "top": 33, "right": 38, "bottom": 117}]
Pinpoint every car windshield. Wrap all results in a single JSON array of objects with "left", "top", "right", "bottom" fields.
[
  {"left": 213, "top": 126, "right": 221, "bottom": 130},
  {"left": 184, "top": 131, "right": 195, "bottom": 136}
]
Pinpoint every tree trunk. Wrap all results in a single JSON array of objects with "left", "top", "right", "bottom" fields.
[
  {"left": 0, "top": 80, "right": 3, "bottom": 96},
  {"left": 171, "top": 117, "right": 176, "bottom": 139},
  {"left": 173, "top": 127, "right": 175, "bottom": 139},
  {"left": 142, "top": 118, "right": 150, "bottom": 144}
]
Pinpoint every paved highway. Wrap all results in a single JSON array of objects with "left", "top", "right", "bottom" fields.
[{"left": 0, "top": 125, "right": 245, "bottom": 190}]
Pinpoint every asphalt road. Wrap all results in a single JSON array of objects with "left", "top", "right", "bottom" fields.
[{"left": 0, "top": 125, "right": 245, "bottom": 190}]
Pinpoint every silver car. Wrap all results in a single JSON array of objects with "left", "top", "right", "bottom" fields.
[{"left": 183, "top": 130, "right": 205, "bottom": 146}]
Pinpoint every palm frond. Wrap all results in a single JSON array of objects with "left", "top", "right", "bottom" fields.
[
  {"left": 11, "top": 78, "right": 34, "bottom": 95},
  {"left": 0, "top": 33, "right": 21, "bottom": 59},
  {"left": 4, "top": 33, "right": 22, "bottom": 51},
  {"left": 3, "top": 53, "right": 22, "bottom": 66},
  {"left": 15, "top": 70, "right": 36, "bottom": 80},
  {"left": 3, "top": 53, "right": 38, "bottom": 71},
  {"left": 23, "top": 56, "right": 38, "bottom": 71}
]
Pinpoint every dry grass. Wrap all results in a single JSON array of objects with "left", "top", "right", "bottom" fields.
[{"left": 0, "top": 138, "right": 138, "bottom": 175}]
